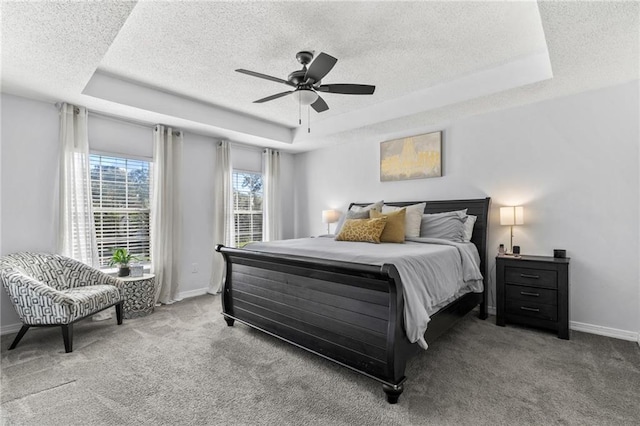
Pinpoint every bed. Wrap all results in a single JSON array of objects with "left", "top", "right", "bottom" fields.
[{"left": 216, "top": 198, "right": 490, "bottom": 403}]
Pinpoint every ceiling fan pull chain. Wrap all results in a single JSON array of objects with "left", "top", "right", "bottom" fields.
[
  {"left": 308, "top": 105, "right": 311, "bottom": 133},
  {"left": 299, "top": 96, "right": 301, "bottom": 125}
]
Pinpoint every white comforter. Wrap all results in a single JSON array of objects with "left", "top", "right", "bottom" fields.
[{"left": 245, "top": 236, "right": 483, "bottom": 350}]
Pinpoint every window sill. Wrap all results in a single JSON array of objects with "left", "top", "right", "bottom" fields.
[{"left": 101, "top": 266, "right": 152, "bottom": 277}]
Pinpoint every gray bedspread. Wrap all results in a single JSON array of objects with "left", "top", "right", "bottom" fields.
[{"left": 245, "top": 236, "right": 483, "bottom": 349}]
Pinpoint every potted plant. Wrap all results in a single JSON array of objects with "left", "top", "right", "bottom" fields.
[{"left": 109, "top": 248, "right": 139, "bottom": 277}]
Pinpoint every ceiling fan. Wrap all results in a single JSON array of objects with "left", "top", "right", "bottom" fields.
[{"left": 235, "top": 51, "right": 375, "bottom": 114}]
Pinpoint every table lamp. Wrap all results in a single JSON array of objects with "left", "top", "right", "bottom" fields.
[
  {"left": 500, "top": 206, "right": 524, "bottom": 253},
  {"left": 322, "top": 209, "right": 341, "bottom": 234}
]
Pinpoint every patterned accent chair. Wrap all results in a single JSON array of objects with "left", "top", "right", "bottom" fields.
[{"left": 0, "top": 252, "right": 123, "bottom": 353}]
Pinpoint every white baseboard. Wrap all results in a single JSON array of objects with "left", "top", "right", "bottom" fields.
[
  {"left": 1, "top": 287, "right": 214, "bottom": 336},
  {"left": 486, "top": 306, "right": 639, "bottom": 342},
  {"left": 1, "top": 323, "right": 23, "bottom": 336},
  {"left": 569, "top": 321, "right": 638, "bottom": 342},
  {"left": 177, "top": 287, "right": 211, "bottom": 300}
]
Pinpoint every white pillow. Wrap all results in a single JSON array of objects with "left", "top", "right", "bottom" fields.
[
  {"left": 463, "top": 215, "right": 477, "bottom": 242},
  {"left": 382, "top": 202, "right": 426, "bottom": 238}
]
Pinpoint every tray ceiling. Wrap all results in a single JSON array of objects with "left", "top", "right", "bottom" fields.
[
  {"left": 1, "top": 1, "right": 637, "bottom": 152},
  {"left": 96, "top": 1, "right": 547, "bottom": 127}
]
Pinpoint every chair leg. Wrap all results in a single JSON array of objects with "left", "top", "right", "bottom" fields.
[
  {"left": 115, "top": 301, "right": 123, "bottom": 325},
  {"left": 61, "top": 324, "right": 73, "bottom": 353},
  {"left": 9, "top": 325, "right": 30, "bottom": 350}
]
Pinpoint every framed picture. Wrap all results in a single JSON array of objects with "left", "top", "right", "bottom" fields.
[{"left": 380, "top": 131, "right": 442, "bottom": 181}]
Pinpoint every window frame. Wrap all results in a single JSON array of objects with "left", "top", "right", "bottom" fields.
[
  {"left": 89, "top": 151, "right": 153, "bottom": 269},
  {"left": 232, "top": 169, "right": 264, "bottom": 248}
]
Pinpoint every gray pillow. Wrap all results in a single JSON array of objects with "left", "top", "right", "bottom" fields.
[
  {"left": 419, "top": 210, "right": 468, "bottom": 242},
  {"left": 346, "top": 210, "right": 371, "bottom": 220},
  {"left": 333, "top": 201, "right": 383, "bottom": 235}
]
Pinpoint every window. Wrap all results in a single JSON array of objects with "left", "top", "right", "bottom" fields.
[
  {"left": 233, "top": 170, "right": 263, "bottom": 247},
  {"left": 90, "top": 154, "right": 152, "bottom": 267}
]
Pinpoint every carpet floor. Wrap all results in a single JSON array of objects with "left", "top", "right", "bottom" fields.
[{"left": 1, "top": 294, "right": 638, "bottom": 425}]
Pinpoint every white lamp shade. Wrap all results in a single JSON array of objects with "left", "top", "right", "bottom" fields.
[
  {"left": 500, "top": 206, "right": 524, "bottom": 225},
  {"left": 294, "top": 89, "right": 319, "bottom": 106},
  {"left": 322, "top": 209, "right": 341, "bottom": 224}
]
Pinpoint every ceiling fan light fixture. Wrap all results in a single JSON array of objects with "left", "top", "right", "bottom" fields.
[{"left": 294, "top": 88, "right": 318, "bottom": 105}]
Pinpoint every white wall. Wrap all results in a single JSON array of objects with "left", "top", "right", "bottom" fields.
[
  {"left": 179, "top": 132, "right": 216, "bottom": 296},
  {"left": 89, "top": 114, "right": 153, "bottom": 158},
  {"left": 0, "top": 94, "right": 296, "bottom": 332},
  {"left": 294, "top": 81, "right": 640, "bottom": 337},
  {"left": 1, "top": 94, "right": 60, "bottom": 329}
]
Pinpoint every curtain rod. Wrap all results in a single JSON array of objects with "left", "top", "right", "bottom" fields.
[{"left": 56, "top": 103, "right": 283, "bottom": 153}]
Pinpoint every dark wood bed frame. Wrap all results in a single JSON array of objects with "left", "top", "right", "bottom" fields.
[{"left": 216, "top": 198, "right": 491, "bottom": 403}]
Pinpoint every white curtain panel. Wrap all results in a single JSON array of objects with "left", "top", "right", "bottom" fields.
[
  {"left": 58, "top": 103, "right": 99, "bottom": 267},
  {"left": 151, "top": 125, "right": 183, "bottom": 304},
  {"left": 262, "top": 148, "right": 281, "bottom": 241},
  {"left": 210, "top": 140, "right": 234, "bottom": 294}
]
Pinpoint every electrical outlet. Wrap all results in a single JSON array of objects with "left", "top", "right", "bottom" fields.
[{"left": 191, "top": 263, "right": 198, "bottom": 273}]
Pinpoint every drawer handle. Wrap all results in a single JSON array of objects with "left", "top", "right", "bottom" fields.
[
  {"left": 520, "top": 306, "right": 540, "bottom": 312},
  {"left": 520, "top": 291, "right": 540, "bottom": 297},
  {"left": 520, "top": 273, "right": 540, "bottom": 279}
]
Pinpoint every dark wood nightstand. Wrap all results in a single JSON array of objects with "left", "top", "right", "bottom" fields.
[{"left": 496, "top": 255, "right": 570, "bottom": 339}]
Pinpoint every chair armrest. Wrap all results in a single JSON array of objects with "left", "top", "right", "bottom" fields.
[
  {"left": 1, "top": 271, "right": 75, "bottom": 324},
  {"left": 2, "top": 271, "right": 74, "bottom": 304}
]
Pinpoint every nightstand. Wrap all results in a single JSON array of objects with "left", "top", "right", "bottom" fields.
[{"left": 496, "top": 255, "right": 570, "bottom": 339}]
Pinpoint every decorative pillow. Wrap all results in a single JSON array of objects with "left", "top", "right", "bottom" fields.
[
  {"left": 334, "top": 200, "right": 383, "bottom": 235},
  {"left": 335, "top": 217, "right": 388, "bottom": 244},
  {"left": 382, "top": 202, "right": 426, "bottom": 238},
  {"left": 462, "top": 214, "right": 477, "bottom": 242},
  {"left": 370, "top": 209, "right": 406, "bottom": 243},
  {"left": 419, "top": 210, "right": 468, "bottom": 241}
]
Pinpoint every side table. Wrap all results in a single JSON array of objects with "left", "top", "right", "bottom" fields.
[
  {"left": 116, "top": 274, "right": 156, "bottom": 319},
  {"left": 496, "top": 255, "right": 570, "bottom": 339}
]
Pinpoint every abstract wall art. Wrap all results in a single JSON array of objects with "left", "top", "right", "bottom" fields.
[{"left": 380, "top": 131, "right": 442, "bottom": 181}]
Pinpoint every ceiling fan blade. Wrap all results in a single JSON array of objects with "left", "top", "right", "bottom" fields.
[
  {"left": 253, "top": 91, "right": 294, "bottom": 103},
  {"left": 310, "top": 95, "right": 329, "bottom": 113},
  {"left": 304, "top": 52, "right": 337, "bottom": 83},
  {"left": 318, "top": 84, "right": 376, "bottom": 95},
  {"left": 236, "top": 69, "right": 294, "bottom": 86}
]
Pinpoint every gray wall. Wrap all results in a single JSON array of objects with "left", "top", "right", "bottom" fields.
[{"left": 293, "top": 81, "right": 640, "bottom": 338}]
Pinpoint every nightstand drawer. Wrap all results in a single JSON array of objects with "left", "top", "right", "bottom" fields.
[
  {"left": 506, "top": 300, "right": 557, "bottom": 322},
  {"left": 505, "top": 267, "right": 557, "bottom": 289},
  {"left": 506, "top": 284, "right": 557, "bottom": 306}
]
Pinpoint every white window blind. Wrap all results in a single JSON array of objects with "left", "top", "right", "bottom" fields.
[
  {"left": 233, "top": 170, "right": 263, "bottom": 247},
  {"left": 90, "top": 154, "right": 152, "bottom": 267}
]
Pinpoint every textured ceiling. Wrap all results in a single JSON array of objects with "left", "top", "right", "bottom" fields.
[
  {"left": 1, "top": 0, "right": 136, "bottom": 97},
  {"left": 98, "top": 1, "right": 546, "bottom": 127},
  {"left": 1, "top": 1, "right": 638, "bottom": 153},
  {"left": 314, "top": 0, "right": 640, "bottom": 148}
]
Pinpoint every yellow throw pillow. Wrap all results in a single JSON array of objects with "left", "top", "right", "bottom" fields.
[
  {"left": 370, "top": 208, "right": 406, "bottom": 243},
  {"left": 335, "top": 217, "right": 388, "bottom": 244}
]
